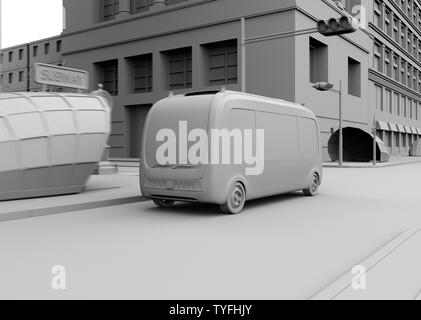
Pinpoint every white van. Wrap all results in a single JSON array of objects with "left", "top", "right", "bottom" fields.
[{"left": 140, "top": 90, "right": 322, "bottom": 214}]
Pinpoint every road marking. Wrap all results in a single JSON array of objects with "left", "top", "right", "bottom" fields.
[{"left": 0, "top": 196, "right": 148, "bottom": 223}]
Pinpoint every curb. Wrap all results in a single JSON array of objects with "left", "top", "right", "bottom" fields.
[
  {"left": 323, "top": 159, "right": 421, "bottom": 169},
  {"left": 311, "top": 228, "right": 421, "bottom": 300},
  {"left": 0, "top": 196, "right": 148, "bottom": 223}
]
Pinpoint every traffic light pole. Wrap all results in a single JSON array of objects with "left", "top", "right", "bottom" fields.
[{"left": 339, "top": 80, "right": 343, "bottom": 167}]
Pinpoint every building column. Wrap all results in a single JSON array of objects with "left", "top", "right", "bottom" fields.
[
  {"left": 192, "top": 44, "right": 206, "bottom": 91},
  {"left": 117, "top": 0, "right": 131, "bottom": 18}
]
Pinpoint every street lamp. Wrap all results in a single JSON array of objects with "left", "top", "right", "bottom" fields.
[{"left": 313, "top": 81, "right": 343, "bottom": 167}]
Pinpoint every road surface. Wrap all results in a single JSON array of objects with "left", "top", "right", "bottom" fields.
[{"left": 0, "top": 163, "right": 420, "bottom": 299}]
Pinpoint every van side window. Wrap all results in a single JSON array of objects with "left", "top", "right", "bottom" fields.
[
  {"left": 299, "top": 118, "right": 319, "bottom": 158},
  {"left": 256, "top": 112, "right": 299, "bottom": 160}
]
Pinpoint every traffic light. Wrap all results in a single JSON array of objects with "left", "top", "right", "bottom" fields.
[
  {"left": 317, "top": 16, "right": 359, "bottom": 36},
  {"left": 313, "top": 82, "right": 334, "bottom": 91}
]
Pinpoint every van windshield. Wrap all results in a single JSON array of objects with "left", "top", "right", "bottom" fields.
[{"left": 144, "top": 95, "right": 213, "bottom": 168}]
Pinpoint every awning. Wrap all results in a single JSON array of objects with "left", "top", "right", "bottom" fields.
[
  {"left": 417, "top": 128, "right": 421, "bottom": 135},
  {"left": 376, "top": 121, "right": 389, "bottom": 131},
  {"left": 388, "top": 123, "right": 399, "bottom": 132},
  {"left": 396, "top": 124, "right": 406, "bottom": 133},
  {"left": 411, "top": 127, "right": 418, "bottom": 134},
  {"left": 404, "top": 126, "right": 412, "bottom": 134}
]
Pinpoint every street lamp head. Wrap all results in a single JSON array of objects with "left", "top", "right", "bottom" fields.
[{"left": 313, "top": 82, "right": 334, "bottom": 91}]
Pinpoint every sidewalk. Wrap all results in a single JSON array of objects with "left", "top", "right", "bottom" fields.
[
  {"left": 0, "top": 170, "right": 145, "bottom": 222},
  {"left": 323, "top": 156, "right": 421, "bottom": 168}
]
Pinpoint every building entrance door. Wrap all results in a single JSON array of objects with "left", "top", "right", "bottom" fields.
[{"left": 127, "top": 104, "right": 152, "bottom": 158}]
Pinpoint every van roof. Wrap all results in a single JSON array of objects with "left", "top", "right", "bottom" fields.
[{"left": 169, "top": 90, "right": 315, "bottom": 117}]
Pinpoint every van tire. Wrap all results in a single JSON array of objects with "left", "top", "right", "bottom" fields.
[
  {"left": 303, "top": 173, "right": 320, "bottom": 196},
  {"left": 220, "top": 182, "right": 246, "bottom": 214},
  {"left": 153, "top": 199, "right": 175, "bottom": 208}
]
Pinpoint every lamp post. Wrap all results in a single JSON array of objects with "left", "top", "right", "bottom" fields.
[{"left": 313, "top": 81, "right": 343, "bottom": 167}]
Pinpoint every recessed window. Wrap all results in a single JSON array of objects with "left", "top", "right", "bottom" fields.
[
  {"left": 131, "top": 0, "right": 151, "bottom": 13},
  {"left": 33, "top": 46, "right": 38, "bottom": 57},
  {"left": 8, "top": 51, "right": 13, "bottom": 63},
  {"left": 128, "top": 53, "right": 153, "bottom": 93},
  {"left": 309, "top": 37, "right": 328, "bottom": 83},
  {"left": 44, "top": 43, "right": 50, "bottom": 55},
  {"left": 101, "top": 0, "right": 119, "bottom": 21},
  {"left": 56, "top": 40, "right": 62, "bottom": 52},
  {"left": 203, "top": 39, "right": 238, "bottom": 86},
  {"left": 163, "top": 47, "right": 192, "bottom": 90},
  {"left": 95, "top": 59, "right": 119, "bottom": 96},
  {"left": 348, "top": 57, "right": 361, "bottom": 97},
  {"left": 19, "top": 71, "right": 24, "bottom": 82},
  {"left": 8, "top": 73, "right": 13, "bottom": 84},
  {"left": 19, "top": 49, "right": 24, "bottom": 60}
]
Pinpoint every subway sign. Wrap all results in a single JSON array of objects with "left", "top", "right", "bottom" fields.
[{"left": 34, "top": 63, "right": 89, "bottom": 90}]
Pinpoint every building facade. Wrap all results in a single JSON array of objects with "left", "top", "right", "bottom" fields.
[
  {"left": 368, "top": 0, "right": 421, "bottom": 156},
  {"left": 0, "top": 36, "right": 63, "bottom": 93},
  {"left": 3, "top": 0, "right": 421, "bottom": 160}
]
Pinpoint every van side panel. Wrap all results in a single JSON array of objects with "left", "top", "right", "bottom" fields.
[{"left": 246, "top": 111, "right": 303, "bottom": 199}]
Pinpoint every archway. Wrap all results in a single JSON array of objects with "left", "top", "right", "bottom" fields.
[{"left": 328, "top": 127, "right": 390, "bottom": 162}]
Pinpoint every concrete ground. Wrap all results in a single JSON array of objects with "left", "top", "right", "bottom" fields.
[{"left": 0, "top": 162, "right": 420, "bottom": 299}]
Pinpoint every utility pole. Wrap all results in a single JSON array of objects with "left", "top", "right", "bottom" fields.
[
  {"left": 338, "top": 80, "right": 343, "bottom": 167},
  {"left": 240, "top": 17, "right": 246, "bottom": 93},
  {"left": 373, "top": 115, "right": 377, "bottom": 166}
]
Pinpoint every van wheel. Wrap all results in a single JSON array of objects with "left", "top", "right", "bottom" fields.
[
  {"left": 153, "top": 199, "right": 175, "bottom": 208},
  {"left": 220, "top": 182, "right": 246, "bottom": 214},
  {"left": 303, "top": 173, "right": 320, "bottom": 196}
]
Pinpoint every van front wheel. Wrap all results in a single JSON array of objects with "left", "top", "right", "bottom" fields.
[
  {"left": 303, "top": 173, "right": 320, "bottom": 196},
  {"left": 220, "top": 182, "right": 246, "bottom": 214},
  {"left": 153, "top": 199, "right": 175, "bottom": 208}
]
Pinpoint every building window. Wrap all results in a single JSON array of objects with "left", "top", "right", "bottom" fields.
[
  {"left": 164, "top": 47, "right": 192, "bottom": 90},
  {"left": 401, "top": 25, "right": 406, "bottom": 49},
  {"left": 33, "top": 46, "right": 38, "bottom": 57},
  {"left": 393, "top": 17, "right": 400, "bottom": 42},
  {"left": 56, "top": 40, "right": 62, "bottom": 52},
  {"left": 8, "top": 73, "right": 13, "bottom": 84},
  {"left": 374, "top": 41, "right": 382, "bottom": 72},
  {"left": 18, "top": 49, "right": 24, "bottom": 60},
  {"left": 384, "top": 7, "right": 392, "bottom": 36},
  {"left": 407, "top": 65, "right": 412, "bottom": 89},
  {"left": 385, "top": 89, "right": 392, "bottom": 113},
  {"left": 167, "top": 0, "right": 189, "bottom": 5},
  {"left": 131, "top": 0, "right": 151, "bottom": 13},
  {"left": 401, "top": 60, "right": 406, "bottom": 86},
  {"left": 384, "top": 48, "right": 391, "bottom": 77},
  {"left": 348, "top": 57, "right": 361, "bottom": 97},
  {"left": 44, "top": 43, "right": 50, "bottom": 55},
  {"left": 129, "top": 53, "right": 153, "bottom": 93},
  {"left": 393, "top": 92, "right": 399, "bottom": 115},
  {"left": 0, "top": 54, "right": 3, "bottom": 64},
  {"left": 19, "top": 71, "right": 24, "bottom": 82},
  {"left": 393, "top": 54, "right": 399, "bottom": 81},
  {"left": 374, "top": 0, "right": 383, "bottom": 28},
  {"left": 95, "top": 59, "right": 119, "bottom": 96},
  {"left": 309, "top": 37, "right": 328, "bottom": 83},
  {"left": 375, "top": 84, "right": 383, "bottom": 111},
  {"left": 402, "top": 96, "right": 407, "bottom": 117},
  {"left": 8, "top": 51, "right": 13, "bottom": 62},
  {"left": 203, "top": 39, "right": 238, "bottom": 86},
  {"left": 102, "top": 0, "right": 119, "bottom": 22}
]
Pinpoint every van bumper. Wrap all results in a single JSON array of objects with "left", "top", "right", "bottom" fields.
[{"left": 141, "top": 186, "right": 221, "bottom": 204}]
